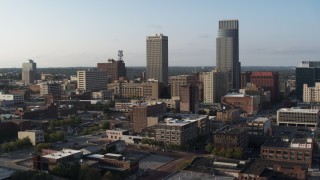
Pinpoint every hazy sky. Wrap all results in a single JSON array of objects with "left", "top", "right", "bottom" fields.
[{"left": 0, "top": 0, "right": 319, "bottom": 68}]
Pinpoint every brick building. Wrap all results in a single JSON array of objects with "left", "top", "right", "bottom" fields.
[
  {"left": 131, "top": 102, "right": 166, "bottom": 133},
  {"left": 213, "top": 126, "right": 248, "bottom": 151},
  {"left": 221, "top": 93, "right": 260, "bottom": 114},
  {"left": 179, "top": 84, "right": 199, "bottom": 114},
  {"left": 261, "top": 137, "right": 313, "bottom": 166},
  {"left": 250, "top": 71, "right": 279, "bottom": 102},
  {"left": 97, "top": 58, "right": 126, "bottom": 82}
]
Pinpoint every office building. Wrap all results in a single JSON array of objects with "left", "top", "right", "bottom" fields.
[
  {"left": 131, "top": 102, "right": 167, "bottom": 133},
  {"left": 240, "top": 71, "right": 252, "bottom": 89},
  {"left": 18, "top": 130, "right": 44, "bottom": 146},
  {"left": 97, "top": 51, "right": 126, "bottom": 82},
  {"left": 261, "top": 137, "right": 313, "bottom": 166},
  {"left": 92, "top": 90, "right": 114, "bottom": 101},
  {"left": 77, "top": 70, "right": 108, "bottom": 92},
  {"left": 22, "top": 59, "right": 37, "bottom": 85},
  {"left": 202, "top": 69, "right": 228, "bottom": 103},
  {"left": 246, "top": 117, "right": 271, "bottom": 136},
  {"left": 216, "top": 20, "right": 241, "bottom": 91},
  {"left": 216, "top": 109, "right": 241, "bottom": 124},
  {"left": 296, "top": 61, "right": 320, "bottom": 100},
  {"left": 277, "top": 108, "right": 319, "bottom": 129},
  {"left": 0, "top": 92, "right": 24, "bottom": 105},
  {"left": 250, "top": 71, "right": 279, "bottom": 102},
  {"left": 303, "top": 83, "right": 320, "bottom": 102},
  {"left": 146, "top": 33, "right": 168, "bottom": 83},
  {"left": 40, "top": 82, "right": 62, "bottom": 100},
  {"left": 170, "top": 75, "right": 197, "bottom": 98},
  {"left": 180, "top": 84, "right": 199, "bottom": 114}
]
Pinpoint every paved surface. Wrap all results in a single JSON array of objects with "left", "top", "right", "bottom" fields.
[{"left": 139, "top": 154, "right": 174, "bottom": 170}]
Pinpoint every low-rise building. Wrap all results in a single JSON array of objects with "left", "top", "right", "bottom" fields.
[
  {"left": 261, "top": 137, "right": 313, "bottom": 166},
  {"left": 213, "top": 126, "right": 248, "bottom": 151},
  {"left": 87, "top": 153, "right": 138, "bottom": 174},
  {"left": 40, "top": 149, "right": 83, "bottom": 170},
  {"left": 246, "top": 117, "right": 271, "bottom": 136},
  {"left": 106, "top": 129, "right": 129, "bottom": 141},
  {"left": 277, "top": 108, "right": 319, "bottom": 129},
  {"left": 0, "top": 92, "right": 24, "bottom": 105},
  {"left": 216, "top": 109, "right": 241, "bottom": 124},
  {"left": 18, "top": 130, "right": 44, "bottom": 145},
  {"left": 221, "top": 93, "right": 260, "bottom": 114},
  {"left": 92, "top": 90, "right": 114, "bottom": 101}
]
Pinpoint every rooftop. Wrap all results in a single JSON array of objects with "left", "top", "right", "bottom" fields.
[
  {"left": 42, "top": 149, "right": 82, "bottom": 160},
  {"left": 262, "top": 137, "right": 312, "bottom": 149},
  {"left": 249, "top": 117, "right": 270, "bottom": 123},
  {"left": 277, "top": 108, "right": 319, "bottom": 114},
  {"left": 224, "top": 93, "right": 247, "bottom": 98}
]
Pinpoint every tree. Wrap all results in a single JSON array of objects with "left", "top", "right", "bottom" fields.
[
  {"left": 205, "top": 143, "right": 214, "bottom": 153},
  {"left": 78, "top": 165, "right": 102, "bottom": 180},
  {"left": 99, "top": 121, "right": 110, "bottom": 130}
]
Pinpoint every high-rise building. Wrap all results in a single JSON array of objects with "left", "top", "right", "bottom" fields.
[
  {"left": 203, "top": 69, "right": 228, "bottom": 103},
  {"left": 180, "top": 84, "right": 199, "bottom": 114},
  {"left": 22, "top": 59, "right": 37, "bottom": 85},
  {"left": 303, "top": 83, "right": 320, "bottom": 102},
  {"left": 97, "top": 51, "right": 126, "bottom": 82},
  {"left": 146, "top": 33, "right": 168, "bottom": 83},
  {"left": 216, "top": 20, "right": 240, "bottom": 91},
  {"left": 77, "top": 70, "right": 108, "bottom": 92},
  {"left": 296, "top": 61, "right": 320, "bottom": 100}
]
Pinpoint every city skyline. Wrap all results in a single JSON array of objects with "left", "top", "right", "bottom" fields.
[{"left": 0, "top": 0, "right": 319, "bottom": 68}]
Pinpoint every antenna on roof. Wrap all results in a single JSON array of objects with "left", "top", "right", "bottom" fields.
[{"left": 118, "top": 50, "right": 123, "bottom": 61}]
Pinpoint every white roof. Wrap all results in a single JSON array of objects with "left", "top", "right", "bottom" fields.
[
  {"left": 42, "top": 149, "right": 82, "bottom": 160},
  {"left": 278, "top": 108, "right": 319, "bottom": 114},
  {"left": 251, "top": 117, "right": 270, "bottom": 123}
]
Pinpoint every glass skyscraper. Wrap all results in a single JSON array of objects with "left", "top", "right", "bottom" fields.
[{"left": 216, "top": 20, "right": 241, "bottom": 91}]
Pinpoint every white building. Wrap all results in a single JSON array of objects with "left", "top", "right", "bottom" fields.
[
  {"left": 0, "top": 92, "right": 24, "bottom": 105},
  {"left": 202, "top": 69, "right": 228, "bottom": 103},
  {"left": 277, "top": 108, "right": 319, "bottom": 129},
  {"left": 18, "top": 130, "right": 44, "bottom": 145},
  {"left": 106, "top": 129, "right": 129, "bottom": 141}
]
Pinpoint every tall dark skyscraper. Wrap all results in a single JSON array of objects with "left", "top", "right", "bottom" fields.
[
  {"left": 296, "top": 61, "right": 320, "bottom": 100},
  {"left": 216, "top": 19, "right": 241, "bottom": 91},
  {"left": 146, "top": 33, "right": 168, "bottom": 83}
]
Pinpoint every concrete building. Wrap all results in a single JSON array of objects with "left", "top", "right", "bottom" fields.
[
  {"left": 146, "top": 98, "right": 180, "bottom": 113},
  {"left": 108, "top": 80, "right": 162, "bottom": 100},
  {"left": 22, "top": 59, "right": 37, "bottom": 85},
  {"left": 146, "top": 33, "right": 168, "bottom": 83},
  {"left": 87, "top": 153, "right": 138, "bottom": 174},
  {"left": 202, "top": 69, "right": 228, "bottom": 103},
  {"left": 250, "top": 71, "right": 279, "bottom": 102},
  {"left": 170, "top": 75, "right": 197, "bottom": 98},
  {"left": 40, "top": 82, "right": 62, "bottom": 100},
  {"left": 18, "top": 130, "right": 44, "bottom": 145},
  {"left": 303, "top": 82, "right": 320, "bottom": 102},
  {"left": 0, "top": 92, "right": 24, "bottom": 105},
  {"left": 155, "top": 118, "right": 198, "bottom": 145},
  {"left": 246, "top": 117, "right": 271, "bottom": 136},
  {"left": 216, "top": 20, "right": 241, "bottom": 91},
  {"left": 106, "top": 129, "right": 129, "bottom": 141},
  {"left": 221, "top": 93, "right": 260, "bottom": 114},
  {"left": 277, "top": 108, "right": 319, "bottom": 129},
  {"left": 92, "top": 90, "right": 114, "bottom": 101},
  {"left": 77, "top": 70, "right": 108, "bottom": 91},
  {"left": 296, "top": 61, "right": 320, "bottom": 100},
  {"left": 216, "top": 109, "right": 241, "bottom": 124},
  {"left": 97, "top": 57, "right": 126, "bottom": 82},
  {"left": 261, "top": 137, "right": 313, "bottom": 166},
  {"left": 213, "top": 126, "right": 248, "bottom": 151},
  {"left": 179, "top": 84, "right": 199, "bottom": 114},
  {"left": 40, "top": 149, "right": 82, "bottom": 170},
  {"left": 131, "top": 102, "right": 167, "bottom": 133}
]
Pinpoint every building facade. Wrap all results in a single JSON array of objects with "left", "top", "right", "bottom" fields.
[
  {"left": 221, "top": 93, "right": 260, "bottom": 114},
  {"left": 97, "top": 58, "right": 126, "bottom": 82},
  {"left": 216, "top": 20, "right": 241, "bottom": 91},
  {"left": 146, "top": 33, "right": 168, "bottom": 83},
  {"left": 261, "top": 137, "right": 313, "bottom": 166},
  {"left": 250, "top": 71, "right": 279, "bottom": 102},
  {"left": 22, "top": 59, "right": 37, "bottom": 85},
  {"left": 296, "top": 61, "right": 320, "bottom": 100},
  {"left": 277, "top": 108, "right": 319, "bottom": 129},
  {"left": 202, "top": 69, "right": 228, "bottom": 103},
  {"left": 40, "top": 82, "right": 62, "bottom": 100},
  {"left": 216, "top": 109, "right": 241, "bottom": 124},
  {"left": 213, "top": 126, "right": 248, "bottom": 151},
  {"left": 170, "top": 75, "right": 197, "bottom": 98},
  {"left": 18, "top": 130, "right": 44, "bottom": 145},
  {"left": 246, "top": 117, "right": 271, "bottom": 136},
  {"left": 303, "top": 83, "right": 320, "bottom": 102},
  {"left": 0, "top": 92, "right": 24, "bottom": 105},
  {"left": 179, "top": 84, "right": 199, "bottom": 114},
  {"left": 77, "top": 70, "right": 108, "bottom": 92}
]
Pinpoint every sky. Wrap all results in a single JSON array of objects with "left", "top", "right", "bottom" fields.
[{"left": 0, "top": 0, "right": 319, "bottom": 68}]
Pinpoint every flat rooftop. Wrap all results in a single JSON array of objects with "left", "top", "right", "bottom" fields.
[
  {"left": 42, "top": 149, "right": 82, "bottom": 160},
  {"left": 250, "top": 117, "right": 270, "bottom": 123},
  {"left": 278, "top": 108, "right": 319, "bottom": 114},
  {"left": 262, "top": 137, "right": 312, "bottom": 149}
]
